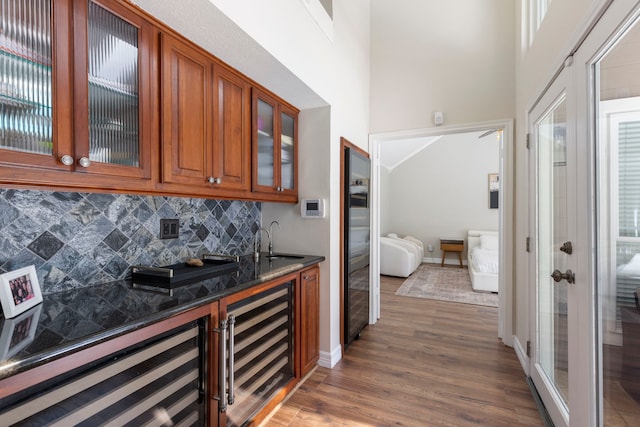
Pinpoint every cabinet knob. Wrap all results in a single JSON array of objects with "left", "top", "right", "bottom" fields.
[
  {"left": 208, "top": 177, "right": 222, "bottom": 184},
  {"left": 60, "top": 155, "right": 74, "bottom": 166},
  {"left": 78, "top": 157, "right": 91, "bottom": 168}
]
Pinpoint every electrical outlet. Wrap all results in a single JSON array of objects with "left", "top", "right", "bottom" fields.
[{"left": 160, "top": 218, "right": 179, "bottom": 239}]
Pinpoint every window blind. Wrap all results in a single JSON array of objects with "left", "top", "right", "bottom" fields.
[{"left": 617, "top": 120, "right": 640, "bottom": 308}]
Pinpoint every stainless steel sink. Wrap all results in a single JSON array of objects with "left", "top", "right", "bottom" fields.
[{"left": 265, "top": 254, "right": 305, "bottom": 260}]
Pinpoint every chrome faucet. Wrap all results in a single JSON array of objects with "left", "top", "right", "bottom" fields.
[
  {"left": 254, "top": 227, "right": 271, "bottom": 260},
  {"left": 268, "top": 221, "right": 280, "bottom": 256}
]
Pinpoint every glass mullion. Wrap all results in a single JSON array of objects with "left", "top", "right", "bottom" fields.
[
  {"left": 87, "top": 0, "right": 139, "bottom": 167},
  {"left": 280, "top": 111, "right": 294, "bottom": 191},
  {"left": 257, "top": 98, "right": 275, "bottom": 187},
  {"left": 0, "top": 0, "right": 52, "bottom": 156}
]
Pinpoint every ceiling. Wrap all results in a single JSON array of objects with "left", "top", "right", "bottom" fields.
[{"left": 379, "top": 130, "right": 495, "bottom": 171}]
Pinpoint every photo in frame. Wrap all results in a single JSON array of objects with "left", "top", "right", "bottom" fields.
[
  {"left": 0, "top": 265, "right": 43, "bottom": 319},
  {"left": 0, "top": 304, "right": 42, "bottom": 359},
  {"left": 489, "top": 173, "right": 499, "bottom": 209}
]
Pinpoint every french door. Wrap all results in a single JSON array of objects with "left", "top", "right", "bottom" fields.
[
  {"left": 577, "top": 0, "right": 640, "bottom": 425},
  {"left": 529, "top": 0, "right": 640, "bottom": 425},
  {"left": 529, "top": 64, "right": 587, "bottom": 427}
]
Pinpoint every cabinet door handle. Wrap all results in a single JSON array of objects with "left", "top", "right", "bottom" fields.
[
  {"left": 78, "top": 157, "right": 91, "bottom": 168},
  {"left": 214, "top": 318, "right": 228, "bottom": 412},
  {"left": 208, "top": 177, "right": 222, "bottom": 184},
  {"left": 227, "top": 314, "right": 236, "bottom": 406},
  {"left": 197, "top": 319, "right": 206, "bottom": 404},
  {"left": 60, "top": 155, "right": 74, "bottom": 166}
]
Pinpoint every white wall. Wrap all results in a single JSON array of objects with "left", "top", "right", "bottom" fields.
[
  {"left": 132, "top": 0, "right": 371, "bottom": 367},
  {"left": 384, "top": 132, "right": 499, "bottom": 261},
  {"left": 263, "top": 1, "right": 371, "bottom": 367},
  {"left": 370, "top": 0, "right": 516, "bottom": 133},
  {"left": 379, "top": 166, "right": 392, "bottom": 235}
]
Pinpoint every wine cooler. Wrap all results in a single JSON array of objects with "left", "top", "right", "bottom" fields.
[
  {"left": 216, "top": 281, "right": 295, "bottom": 427},
  {"left": 0, "top": 318, "right": 208, "bottom": 426}
]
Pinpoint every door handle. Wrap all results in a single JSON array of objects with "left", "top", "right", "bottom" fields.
[
  {"left": 227, "top": 314, "right": 236, "bottom": 406},
  {"left": 551, "top": 269, "right": 575, "bottom": 284},
  {"left": 214, "top": 318, "right": 228, "bottom": 412}
]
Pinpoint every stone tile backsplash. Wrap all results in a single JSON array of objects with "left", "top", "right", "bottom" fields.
[{"left": 0, "top": 189, "right": 261, "bottom": 294}]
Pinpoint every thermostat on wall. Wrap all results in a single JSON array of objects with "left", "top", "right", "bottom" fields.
[{"left": 301, "top": 198, "right": 325, "bottom": 218}]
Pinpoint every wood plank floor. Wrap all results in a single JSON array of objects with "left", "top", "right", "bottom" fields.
[{"left": 265, "top": 273, "right": 544, "bottom": 426}]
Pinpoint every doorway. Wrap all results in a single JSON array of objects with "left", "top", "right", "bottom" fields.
[
  {"left": 369, "top": 119, "right": 514, "bottom": 344},
  {"left": 526, "top": 1, "right": 640, "bottom": 424}
]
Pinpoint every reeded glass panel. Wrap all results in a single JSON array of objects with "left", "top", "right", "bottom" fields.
[
  {"left": 87, "top": 1, "right": 139, "bottom": 166},
  {"left": 597, "top": 17, "right": 640, "bottom": 424},
  {"left": 0, "top": 0, "right": 53, "bottom": 155},
  {"left": 536, "top": 96, "right": 569, "bottom": 409},
  {"left": 280, "top": 112, "right": 294, "bottom": 190},
  {"left": 257, "top": 99, "right": 274, "bottom": 187}
]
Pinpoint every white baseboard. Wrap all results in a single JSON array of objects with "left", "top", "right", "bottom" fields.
[
  {"left": 318, "top": 344, "right": 342, "bottom": 368},
  {"left": 422, "top": 256, "right": 468, "bottom": 266},
  {"left": 513, "top": 336, "right": 530, "bottom": 375}
]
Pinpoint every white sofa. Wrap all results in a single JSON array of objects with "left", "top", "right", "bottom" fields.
[{"left": 380, "top": 234, "right": 424, "bottom": 277}]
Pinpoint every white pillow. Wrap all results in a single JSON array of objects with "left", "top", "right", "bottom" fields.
[
  {"left": 480, "top": 234, "right": 499, "bottom": 250},
  {"left": 403, "top": 235, "right": 424, "bottom": 250},
  {"left": 387, "top": 233, "right": 399, "bottom": 239},
  {"left": 620, "top": 253, "right": 640, "bottom": 275}
]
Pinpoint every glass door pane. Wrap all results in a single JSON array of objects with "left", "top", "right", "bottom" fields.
[
  {"left": 256, "top": 98, "right": 274, "bottom": 187},
  {"left": 280, "top": 111, "right": 294, "bottom": 190},
  {"left": 0, "top": 0, "right": 52, "bottom": 155},
  {"left": 87, "top": 0, "right": 139, "bottom": 166},
  {"left": 596, "top": 17, "right": 640, "bottom": 426},
  {"left": 536, "top": 95, "right": 570, "bottom": 415},
  {"left": 344, "top": 146, "right": 370, "bottom": 348}
]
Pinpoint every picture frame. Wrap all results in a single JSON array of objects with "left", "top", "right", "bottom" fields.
[
  {"left": 0, "top": 304, "right": 42, "bottom": 359},
  {"left": 0, "top": 265, "right": 43, "bottom": 319},
  {"left": 489, "top": 173, "right": 499, "bottom": 209}
]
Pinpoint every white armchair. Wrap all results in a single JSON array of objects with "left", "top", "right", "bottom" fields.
[{"left": 380, "top": 234, "right": 424, "bottom": 277}]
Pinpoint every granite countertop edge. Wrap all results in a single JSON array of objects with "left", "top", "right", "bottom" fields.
[{"left": 0, "top": 253, "right": 324, "bottom": 382}]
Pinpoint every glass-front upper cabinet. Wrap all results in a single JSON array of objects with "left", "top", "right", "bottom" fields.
[
  {"left": 73, "top": 0, "right": 152, "bottom": 179},
  {"left": 0, "top": 0, "right": 73, "bottom": 170},
  {"left": 280, "top": 109, "right": 295, "bottom": 192},
  {"left": 0, "top": 0, "right": 152, "bottom": 182},
  {"left": 255, "top": 97, "right": 275, "bottom": 188},
  {"left": 252, "top": 89, "right": 297, "bottom": 200}
]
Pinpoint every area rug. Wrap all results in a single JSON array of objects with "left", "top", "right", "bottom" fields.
[{"left": 395, "top": 264, "right": 498, "bottom": 307}]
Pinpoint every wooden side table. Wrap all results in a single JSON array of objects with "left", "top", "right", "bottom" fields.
[{"left": 440, "top": 238, "right": 464, "bottom": 267}]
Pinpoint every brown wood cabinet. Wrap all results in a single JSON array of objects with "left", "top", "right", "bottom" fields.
[
  {"left": 160, "top": 33, "right": 212, "bottom": 187},
  {"left": 0, "top": 0, "right": 156, "bottom": 190},
  {"left": 0, "top": 0, "right": 298, "bottom": 203},
  {"left": 298, "top": 265, "right": 320, "bottom": 377},
  {"left": 0, "top": 304, "right": 213, "bottom": 424},
  {"left": 212, "top": 66, "right": 252, "bottom": 192},
  {"left": 0, "top": 263, "right": 322, "bottom": 426},
  {"left": 252, "top": 89, "right": 299, "bottom": 202},
  {"left": 160, "top": 35, "right": 251, "bottom": 194}
]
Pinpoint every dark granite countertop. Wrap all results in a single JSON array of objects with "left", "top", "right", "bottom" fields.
[{"left": 0, "top": 253, "right": 324, "bottom": 381}]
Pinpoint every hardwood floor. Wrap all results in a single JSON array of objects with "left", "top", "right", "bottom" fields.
[{"left": 265, "top": 274, "right": 544, "bottom": 426}]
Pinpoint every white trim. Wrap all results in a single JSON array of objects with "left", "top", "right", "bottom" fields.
[
  {"left": 528, "top": 68, "right": 572, "bottom": 427},
  {"left": 298, "top": 0, "right": 333, "bottom": 41},
  {"left": 318, "top": 345, "right": 342, "bottom": 368},
  {"left": 513, "top": 335, "right": 530, "bottom": 375},
  {"left": 370, "top": 118, "right": 514, "bottom": 347},
  {"left": 370, "top": 142, "right": 381, "bottom": 323}
]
